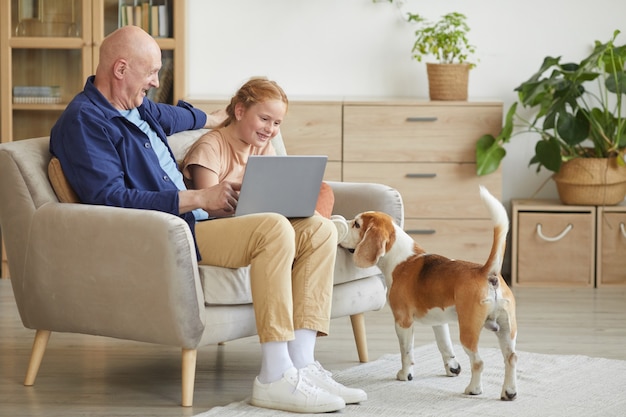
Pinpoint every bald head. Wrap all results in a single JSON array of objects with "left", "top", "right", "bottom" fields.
[
  {"left": 98, "top": 26, "right": 161, "bottom": 73},
  {"left": 94, "top": 26, "right": 163, "bottom": 110}
]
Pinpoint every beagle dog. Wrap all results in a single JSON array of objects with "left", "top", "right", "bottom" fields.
[{"left": 340, "top": 186, "right": 517, "bottom": 400}]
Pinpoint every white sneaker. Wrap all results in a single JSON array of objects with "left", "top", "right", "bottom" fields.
[
  {"left": 331, "top": 215, "right": 349, "bottom": 243},
  {"left": 303, "top": 361, "right": 368, "bottom": 404},
  {"left": 250, "top": 367, "right": 346, "bottom": 413}
]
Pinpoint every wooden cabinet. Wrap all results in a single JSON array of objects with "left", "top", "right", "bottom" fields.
[
  {"left": 512, "top": 199, "right": 626, "bottom": 288},
  {"left": 0, "top": 0, "right": 186, "bottom": 278},
  {"left": 0, "top": 0, "right": 187, "bottom": 143},
  {"left": 343, "top": 100, "right": 503, "bottom": 264}
]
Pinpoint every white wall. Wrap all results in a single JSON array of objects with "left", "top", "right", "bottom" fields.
[{"left": 186, "top": 0, "right": 626, "bottom": 206}]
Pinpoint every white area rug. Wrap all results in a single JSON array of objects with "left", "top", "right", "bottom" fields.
[{"left": 194, "top": 343, "right": 626, "bottom": 417}]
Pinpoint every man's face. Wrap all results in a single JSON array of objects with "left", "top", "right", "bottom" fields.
[{"left": 120, "top": 50, "right": 162, "bottom": 109}]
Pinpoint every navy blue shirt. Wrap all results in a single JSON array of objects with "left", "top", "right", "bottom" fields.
[{"left": 50, "top": 76, "right": 207, "bottom": 256}]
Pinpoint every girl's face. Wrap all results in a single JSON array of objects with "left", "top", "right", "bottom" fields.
[{"left": 234, "top": 100, "right": 287, "bottom": 147}]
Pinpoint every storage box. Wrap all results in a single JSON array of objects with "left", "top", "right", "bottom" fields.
[
  {"left": 512, "top": 200, "right": 595, "bottom": 287},
  {"left": 596, "top": 203, "right": 626, "bottom": 287}
]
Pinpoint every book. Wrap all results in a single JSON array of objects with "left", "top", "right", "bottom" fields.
[
  {"left": 158, "top": 5, "right": 169, "bottom": 37},
  {"left": 150, "top": 5, "right": 160, "bottom": 37},
  {"left": 13, "top": 85, "right": 61, "bottom": 104},
  {"left": 118, "top": 1, "right": 169, "bottom": 37}
]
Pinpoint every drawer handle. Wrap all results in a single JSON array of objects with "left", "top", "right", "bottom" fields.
[
  {"left": 406, "top": 116, "right": 438, "bottom": 122},
  {"left": 621, "top": 222, "right": 626, "bottom": 238},
  {"left": 406, "top": 173, "right": 437, "bottom": 178},
  {"left": 406, "top": 229, "right": 436, "bottom": 235},
  {"left": 536, "top": 223, "right": 573, "bottom": 242}
]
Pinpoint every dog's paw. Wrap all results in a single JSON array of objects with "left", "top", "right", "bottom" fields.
[
  {"left": 331, "top": 215, "right": 349, "bottom": 244},
  {"left": 396, "top": 368, "right": 413, "bottom": 381},
  {"left": 445, "top": 361, "right": 461, "bottom": 377},
  {"left": 501, "top": 388, "right": 517, "bottom": 401},
  {"left": 464, "top": 384, "right": 483, "bottom": 396}
]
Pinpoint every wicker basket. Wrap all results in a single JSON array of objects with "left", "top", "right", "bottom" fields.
[
  {"left": 553, "top": 157, "right": 626, "bottom": 205},
  {"left": 426, "top": 63, "right": 470, "bottom": 101}
]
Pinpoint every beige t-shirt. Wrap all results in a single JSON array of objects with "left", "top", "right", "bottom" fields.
[{"left": 181, "top": 128, "right": 275, "bottom": 187}]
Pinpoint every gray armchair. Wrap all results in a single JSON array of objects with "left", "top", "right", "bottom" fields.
[{"left": 0, "top": 129, "right": 404, "bottom": 406}]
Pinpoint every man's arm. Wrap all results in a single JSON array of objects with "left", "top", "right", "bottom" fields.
[{"left": 204, "top": 108, "right": 228, "bottom": 129}]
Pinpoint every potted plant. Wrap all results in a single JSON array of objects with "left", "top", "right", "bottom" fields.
[
  {"left": 476, "top": 30, "right": 626, "bottom": 205},
  {"left": 407, "top": 12, "right": 477, "bottom": 100}
]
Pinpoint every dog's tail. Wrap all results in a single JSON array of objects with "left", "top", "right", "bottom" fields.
[{"left": 478, "top": 186, "right": 509, "bottom": 278}]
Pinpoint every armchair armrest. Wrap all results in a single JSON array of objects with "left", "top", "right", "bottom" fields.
[
  {"left": 21, "top": 202, "right": 205, "bottom": 348},
  {"left": 328, "top": 181, "right": 404, "bottom": 227}
]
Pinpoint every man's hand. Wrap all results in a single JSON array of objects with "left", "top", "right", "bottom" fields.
[
  {"left": 201, "top": 181, "right": 241, "bottom": 217},
  {"left": 179, "top": 181, "right": 241, "bottom": 218}
]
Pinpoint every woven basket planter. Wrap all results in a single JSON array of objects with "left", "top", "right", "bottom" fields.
[
  {"left": 426, "top": 63, "right": 470, "bottom": 101},
  {"left": 553, "top": 157, "right": 626, "bottom": 205}
]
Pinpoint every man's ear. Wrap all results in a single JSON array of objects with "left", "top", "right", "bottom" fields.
[
  {"left": 113, "top": 59, "right": 128, "bottom": 79},
  {"left": 353, "top": 225, "right": 387, "bottom": 268}
]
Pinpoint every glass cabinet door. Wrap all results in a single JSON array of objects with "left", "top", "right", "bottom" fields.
[
  {"left": 13, "top": 0, "right": 84, "bottom": 37},
  {"left": 4, "top": 0, "right": 92, "bottom": 141}
]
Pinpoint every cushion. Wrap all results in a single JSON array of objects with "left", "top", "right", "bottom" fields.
[
  {"left": 316, "top": 181, "right": 335, "bottom": 218},
  {"left": 48, "top": 157, "right": 80, "bottom": 203}
]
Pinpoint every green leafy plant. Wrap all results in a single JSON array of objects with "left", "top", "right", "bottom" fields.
[
  {"left": 476, "top": 30, "right": 626, "bottom": 176},
  {"left": 407, "top": 12, "right": 476, "bottom": 66}
]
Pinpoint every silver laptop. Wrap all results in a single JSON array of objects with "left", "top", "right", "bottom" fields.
[{"left": 235, "top": 155, "right": 328, "bottom": 218}]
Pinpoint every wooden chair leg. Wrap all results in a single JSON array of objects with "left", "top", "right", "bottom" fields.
[
  {"left": 181, "top": 348, "right": 197, "bottom": 407},
  {"left": 350, "top": 313, "right": 369, "bottom": 363},
  {"left": 24, "top": 329, "right": 51, "bottom": 386}
]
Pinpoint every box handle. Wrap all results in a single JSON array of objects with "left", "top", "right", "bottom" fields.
[
  {"left": 621, "top": 222, "right": 626, "bottom": 238},
  {"left": 536, "top": 223, "right": 573, "bottom": 242}
]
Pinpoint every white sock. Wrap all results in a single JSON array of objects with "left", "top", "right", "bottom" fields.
[
  {"left": 288, "top": 329, "right": 317, "bottom": 369},
  {"left": 258, "top": 341, "right": 293, "bottom": 384}
]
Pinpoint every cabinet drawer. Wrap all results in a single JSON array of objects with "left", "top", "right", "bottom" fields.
[
  {"left": 343, "top": 103, "right": 502, "bottom": 162},
  {"left": 515, "top": 212, "right": 595, "bottom": 287},
  {"left": 343, "top": 162, "right": 501, "bottom": 219},
  {"left": 324, "top": 161, "right": 342, "bottom": 182},
  {"left": 404, "top": 219, "right": 497, "bottom": 264},
  {"left": 280, "top": 102, "right": 343, "bottom": 161},
  {"left": 597, "top": 211, "right": 626, "bottom": 287}
]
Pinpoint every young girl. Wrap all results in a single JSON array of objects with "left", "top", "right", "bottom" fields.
[
  {"left": 182, "top": 77, "right": 336, "bottom": 219},
  {"left": 181, "top": 78, "right": 360, "bottom": 412}
]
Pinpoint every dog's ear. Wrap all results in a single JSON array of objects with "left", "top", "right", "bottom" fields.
[{"left": 353, "top": 225, "right": 387, "bottom": 268}]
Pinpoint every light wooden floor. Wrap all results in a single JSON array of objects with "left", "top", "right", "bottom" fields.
[{"left": 1, "top": 277, "right": 625, "bottom": 417}]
